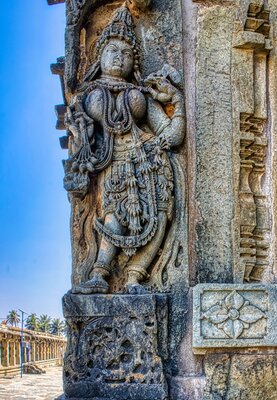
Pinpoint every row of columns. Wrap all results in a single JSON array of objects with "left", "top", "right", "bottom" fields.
[{"left": 0, "top": 337, "right": 66, "bottom": 368}]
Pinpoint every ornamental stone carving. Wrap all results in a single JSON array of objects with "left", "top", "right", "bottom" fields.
[
  {"left": 62, "top": 293, "right": 168, "bottom": 399},
  {"left": 202, "top": 290, "right": 267, "bottom": 339},
  {"left": 47, "top": 0, "right": 277, "bottom": 398},
  {"left": 63, "top": 5, "right": 185, "bottom": 296},
  {"left": 192, "top": 284, "right": 277, "bottom": 354}
]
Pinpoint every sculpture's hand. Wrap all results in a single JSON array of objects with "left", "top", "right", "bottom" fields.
[
  {"left": 145, "top": 76, "right": 178, "bottom": 103},
  {"left": 65, "top": 107, "right": 95, "bottom": 145},
  {"left": 159, "top": 133, "right": 172, "bottom": 150},
  {"left": 65, "top": 107, "right": 80, "bottom": 139}
]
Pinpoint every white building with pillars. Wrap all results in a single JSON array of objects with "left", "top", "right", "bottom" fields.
[{"left": 0, "top": 323, "right": 67, "bottom": 374}]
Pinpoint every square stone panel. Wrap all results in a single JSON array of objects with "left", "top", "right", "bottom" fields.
[
  {"left": 62, "top": 294, "right": 169, "bottom": 400},
  {"left": 193, "top": 284, "right": 277, "bottom": 354}
]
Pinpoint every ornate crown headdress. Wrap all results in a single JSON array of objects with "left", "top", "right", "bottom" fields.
[{"left": 83, "top": 5, "right": 141, "bottom": 83}]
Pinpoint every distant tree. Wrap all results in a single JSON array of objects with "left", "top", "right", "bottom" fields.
[
  {"left": 50, "top": 318, "right": 65, "bottom": 336},
  {"left": 6, "top": 310, "right": 20, "bottom": 327},
  {"left": 25, "top": 313, "right": 38, "bottom": 331},
  {"left": 38, "top": 314, "right": 52, "bottom": 333}
]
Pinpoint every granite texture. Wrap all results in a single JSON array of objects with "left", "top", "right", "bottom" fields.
[{"left": 203, "top": 352, "right": 277, "bottom": 400}]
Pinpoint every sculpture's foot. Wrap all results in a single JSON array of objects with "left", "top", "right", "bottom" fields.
[
  {"left": 125, "top": 283, "right": 149, "bottom": 295},
  {"left": 72, "top": 274, "right": 109, "bottom": 295}
]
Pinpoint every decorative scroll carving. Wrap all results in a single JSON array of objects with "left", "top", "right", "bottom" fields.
[
  {"left": 67, "top": 0, "right": 86, "bottom": 25},
  {"left": 237, "top": 1, "right": 271, "bottom": 283},
  {"left": 63, "top": 293, "right": 168, "bottom": 399},
  {"left": 61, "top": 5, "right": 185, "bottom": 295}
]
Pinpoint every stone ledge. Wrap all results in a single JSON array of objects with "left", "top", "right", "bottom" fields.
[
  {"left": 63, "top": 293, "right": 164, "bottom": 318},
  {"left": 193, "top": 284, "right": 277, "bottom": 354}
]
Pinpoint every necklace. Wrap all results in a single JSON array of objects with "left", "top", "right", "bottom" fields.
[
  {"left": 102, "top": 86, "right": 133, "bottom": 135},
  {"left": 82, "top": 79, "right": 149, "bottom": 95}
]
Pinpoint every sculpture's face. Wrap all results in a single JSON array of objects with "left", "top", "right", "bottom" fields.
[{"left": 100, "top": 39, "right": 134, "bottom": 79}]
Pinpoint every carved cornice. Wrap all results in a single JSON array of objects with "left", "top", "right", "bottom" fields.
[{"left": 245, "top": 3, "right": 270, "bottom": 38}]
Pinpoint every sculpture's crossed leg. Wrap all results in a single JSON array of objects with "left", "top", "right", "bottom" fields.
[{"left": 72, "top": 210, "right": 168, "bottom": 294}]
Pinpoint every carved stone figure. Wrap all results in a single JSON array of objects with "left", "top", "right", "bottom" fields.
[
  {"left": 64, "top": 5, "right": 185, "bottom": 295},
  {"left": 48, "top": 0, "right": 277, "bottom": 398}
]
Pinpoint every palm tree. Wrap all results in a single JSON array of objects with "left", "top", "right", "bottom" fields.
[
  {"left": 38, "top": 314, "right": 52, "bottom": 333},
  {"left": 6, "top": 310, "right": 20, "bottom": 327},
  {"left": 25, "top": 313, "right": 38, "bottom": 331},
  {"left": 50, "top": 318, "right": 65, "bottom": 336}
]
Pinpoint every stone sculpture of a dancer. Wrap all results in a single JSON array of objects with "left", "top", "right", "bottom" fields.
[{"left": 64, "top": 5, "right": 185, "bottom": 295}]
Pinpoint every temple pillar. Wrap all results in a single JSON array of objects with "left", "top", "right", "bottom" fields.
[
  {"left": 23, "top": 345, "right": 27, "bottom": 363},
  {"left": 43, "top": 342, "right": 47, "bottom": 360},
  {"left": 40, "top": 342, "right": 44, "bottom": 361},
  {"left": 36, "top": 342, "right": 40, "bottom": 361},
  {"left": 47, "top": 342, "right": 50, "bottom": 359},
  {"left": 31, "top": 341, "right": 35, "bottom": 362},
  {"left": 0, "top": 341, "right": 2, "bottom": 367},
  {"left": 47, "top": 0, "right": 277, "bottom": 399},
  {"left": 38, "top": 342, "right": 42, "bottom": 361},
  {"left": 2, "top": 340, "right": 9, "bottom": 367},
  {"left": 9, "top": 341, "right": 16, "bottom": 366},
  {"left": 15, "top": 341, "right": 20, "bottom": 365}
]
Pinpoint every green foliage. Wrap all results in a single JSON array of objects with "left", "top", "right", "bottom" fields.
[
  {"left": 6, "top": 310, "right": 20, "bottom": 327},
  {"left": 50, "top": 318, "right": 65, "bottom": 336},
  {"left": 38, "top": 314, "right": 52, "bottom": 333},
  {"left": 5, "top": 310, "right": 66, "bottom": 336},
  {"left": 25, "top": 313, "right": 38, "bottom": 331}
]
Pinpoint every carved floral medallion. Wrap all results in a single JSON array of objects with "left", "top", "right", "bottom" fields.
[{"left": 202, "top": 290, "right": 267, "bottom": 339}]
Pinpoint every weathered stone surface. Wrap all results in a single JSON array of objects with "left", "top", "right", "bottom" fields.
[
  {"left": 192, "top": 5, "right": 236, "bottom": 284},
  {"left": 193, "top": 284, "right": 277, "bottom": 353},
  {"left": 48, "top": 0, "right": 277, "bottom": 398},
  {"left": 63, "top": 294, "right": 168, "bottom": 399},
  {"left": 203, "top": 353, "right": 277, "bottom": 399},
  {"left": 171, "top": 376, "right": 206, "bottom": 400}
]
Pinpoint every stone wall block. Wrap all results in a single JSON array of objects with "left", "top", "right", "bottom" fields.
[
  {"left": 63, "top": 294, "right": 169, "bottom": 400},
  {"left": 194, "top": 6, "right": 236, "bottom": 283},
  {"left": 193, "top": 283, "right": 277, "bottom": 353}
]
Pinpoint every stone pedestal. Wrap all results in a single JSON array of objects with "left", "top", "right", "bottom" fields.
[{"left": 62, "top": 293, "right": 168, "bottom": 400}]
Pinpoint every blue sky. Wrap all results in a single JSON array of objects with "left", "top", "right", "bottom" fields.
[{"left": 0, "top": 1, "right": 71, "bottom": 320}]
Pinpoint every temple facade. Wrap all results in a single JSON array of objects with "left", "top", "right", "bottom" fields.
[
  {"left": 48, "top": 0, "right": 277, "bottom": 399},
  {"left": 0, "top": 324, "right": 66, "bottom": 373}
]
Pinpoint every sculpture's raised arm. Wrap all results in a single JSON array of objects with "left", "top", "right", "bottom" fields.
[{"left": 145, "top": 73, "right": 185, "bottom": 148}]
